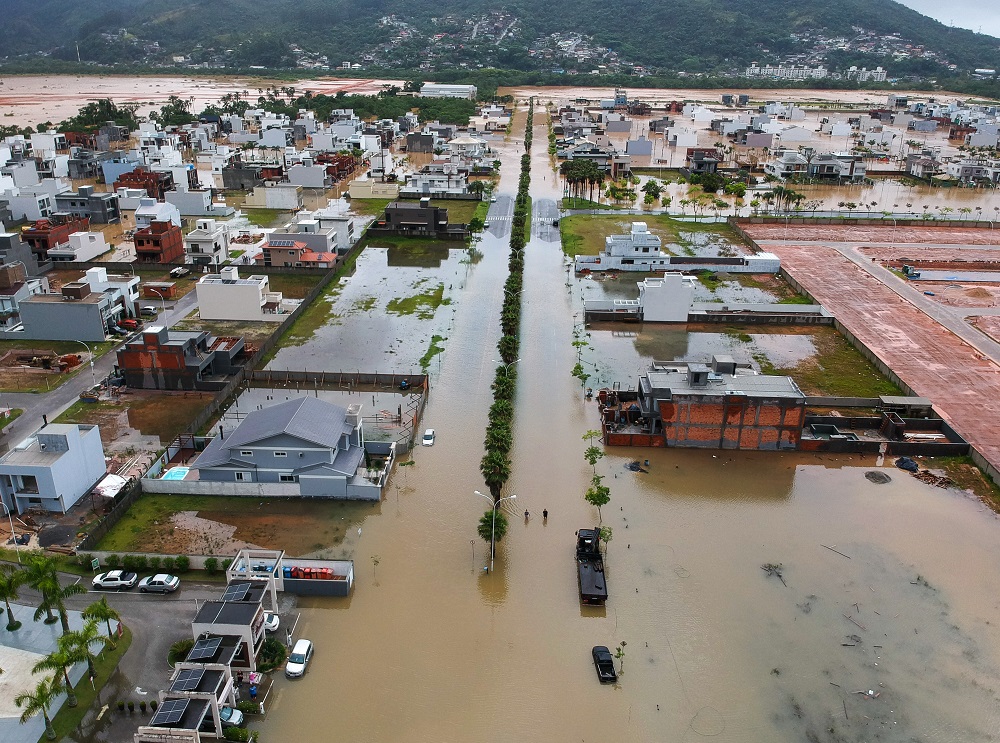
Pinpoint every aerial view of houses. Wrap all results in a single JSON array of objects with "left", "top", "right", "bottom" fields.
[{"left": 3, "top": 1, "right": 1000, "bottom": 742}]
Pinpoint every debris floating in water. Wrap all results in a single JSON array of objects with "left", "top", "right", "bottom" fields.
[{"left": 625, "top": 461, "right": 648, "bottom": 473}]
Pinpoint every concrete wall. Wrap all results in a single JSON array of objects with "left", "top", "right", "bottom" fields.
[
  {"left": 196, "top": 280, "right": 270, "bottom": 322},
  {"left": 660, "top": 396, "right": 804, "bottom": 450},
  {"left": 14, "top": 298, "right": 109, "bottom": 341}
]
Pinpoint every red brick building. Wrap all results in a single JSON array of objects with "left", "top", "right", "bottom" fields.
[
  {"left": 134, "top": 221, "right": 185, "bottom": 264},
  {"left": 113, "top": 167, "right": 175, "bottom": 201}
]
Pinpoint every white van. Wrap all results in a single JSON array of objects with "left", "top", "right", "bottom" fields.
[{"left": 285, "top": 638, "right": 313, "bottom": 678}]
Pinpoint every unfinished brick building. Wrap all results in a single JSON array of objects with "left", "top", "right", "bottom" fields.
[
  {"left": 601, "top": 357, "right": 805, "bottom": 450},
  {"left": 21, "top": 216, "right": 91, "bottom": 260},
  {"left": 116, "top": 327, "right": 246, "bottom": 391},
  {"left": 134, "top": 221, "right": 184, "bottom": 264}
]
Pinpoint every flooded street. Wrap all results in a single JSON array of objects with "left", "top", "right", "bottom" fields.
[{"left": 256, "top": 104, "right": 1000, "bottom": 742}]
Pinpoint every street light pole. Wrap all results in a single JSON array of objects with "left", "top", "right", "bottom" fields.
[
  {"left": 70, "top": 339, "right": 97, "bottom": 389},
  {"left": 148, "top": 287, "right": 167, "bottom": 315},
  {"left": 1, "top": 500, "right": 21, "bottom": 564},
  {"left": 474, "top": 490, "right": 516, "bottom": 573},
  {"left": 492, "top": 358, "right": 521, "bottom": 376}
]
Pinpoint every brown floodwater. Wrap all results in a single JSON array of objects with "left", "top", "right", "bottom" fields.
[{"left": 256, "top": 104, "right": 1000, "bottom": 743}]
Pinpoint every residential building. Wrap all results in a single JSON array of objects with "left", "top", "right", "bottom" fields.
[
  {"left": 374, "top": 198, "right": 467, "bottom": 238},
  {"left": 257, "top": 241, "right": 337, "bottom": 269},
  {"left": 134, "top": 197, "right": 182, "bottom": 229},
  {"left": 0, "top": 262, "right": 48, "bottom": 329},
  {"left": 194, "top": 397, "right": 377, "bottom": 497},
  {"left": 100, "top": 151, "right": 142, "bottom": 186},
  {"left": 66, "top": 148, "right": 112, "bottom": 181},
  {"left": 575, "top": 222, "right": 667, "bottom": 272},
  {"left": 845, "top": 66, "right": 888, "bottom": 82},
  {"left": 420, "top": 83, "right": 478, "bottom": 99},
  {"left": 134, "top": 221, "right": 185, "bottom": 264},
  {"left": 763, "top": 150, "right": 809, "bottom": 180},
  {"left": 190, "top": 582, "right": 267, "bottom": 673},
  {"left": 113, "top": 167, "right": 175, "bottom": 201},
  {"left": 165, "top": 187, "right": 236, "bottom": 218},
  {"left": 184, "top": 218, "right": 231, "bottom": 266},
  {"left": 807, "top": 152, "right": 866, "bottom": 181},
  {"left": 117, "top": 327, "right": 247, "bottom": 390},
  {"left": 47, "top": 231, "right": 110, "bottom": 263},
  {"left": 53, "top": 185, "right": 120, "bottom": 224},
  {"left": 21, "top": 215, "right": 91, "bottom": 260},
  {"left": 242, "top": 184, "right": 304, "bottom": 211},
  {"left": 604, "top": 359, "right": 805, "bottom": 450},
  {"left": 398, "top": 171, "right": 471, "bottom": 198},
  {"left": 196, "top": 266, "right": 294, "bottom": 322},
  {"left": 348, "top": 178, "right": 400, "bottom": 199},
  {"left": 266, "top": 214, "right": 339, "bottom": 255},
  {"left": 0, "top": 423, "right": 107, "bottom": 514},
  {"left": 744, "top": 63, "right": 828, "bottom": 80},
  {"left": 13, "top": 272, "right": 129, "bottom": 342}
]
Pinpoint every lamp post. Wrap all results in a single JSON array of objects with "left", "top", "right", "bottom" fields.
[
  {"left": 147, "top": 287, "right": 167, "bottom": 316},
  {"left": 70, "top": 339, "right": 97, "bottom": 389},
  {"left": 492, "top": 358, "right": 521, "bottom": 376},
  {"left": 1, "top": 500, "right": 20, "bottom": 564},
  {"left": 474, "top": 490, "right": 516, "bottom": 573}
]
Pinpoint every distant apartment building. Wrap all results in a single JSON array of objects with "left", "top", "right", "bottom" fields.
[
  {"left": 745, "top": 63, "right": 828, "bottom": 80},
  {"left": 845, "top": 66, "right": 888, "bottom": 83},
  {"left": 134, "top": 221, "right": 185, "bottom": 264},
  {"left": 420, "top": 83, "right": 478, "bottom": 100}
]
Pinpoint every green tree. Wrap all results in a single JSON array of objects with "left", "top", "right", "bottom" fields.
[
  {"left": 15, "top": 675, "right": 62, "bottom": 740},
  {"left": 64, "top": 619, "right": 115, "bottom": 681},
  {"left": 82, "top": 597, "right": 120, "bottom": 640},
  {"left": 477, "top": 509, "right": 509, "bottom": 544},
  {"left": 32, "top": 635, "right": 86, "bottom": 707},
  {"left": 0, "top": 564, "right": 24, "bottom": 631},
  {"left": 480, "top": 450, "right": 511, "bottom": 502},
  {"left": 24, "top": 556, "right": 87, "bottom": 634},
  {"left": 585, "top": 474, "right": 612, "bottom": 524}
]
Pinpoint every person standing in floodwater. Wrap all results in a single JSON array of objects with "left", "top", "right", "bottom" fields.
[
  {"left": 543, "top": 509, "right": 548, "bottom": 521},
  {"left": 524, "top": 510, "right": 530, "bottom": 521}
]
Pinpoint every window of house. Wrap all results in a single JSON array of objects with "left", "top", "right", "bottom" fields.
[
  {"left": 274, "top": 451, "right": 287, "bottom": 457},
  {"left": 240, "top": 450, "right": 253, "bottom": 457},
  {"left": 279, "top": 474, "right": 297, "bottom": 483},
  {"left": 235, "top": 471, "right": 251, "bottom": 482}
]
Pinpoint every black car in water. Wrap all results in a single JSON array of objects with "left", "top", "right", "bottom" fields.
[{"left": 592, "top": 646, "right": 618, "bottom": 683}]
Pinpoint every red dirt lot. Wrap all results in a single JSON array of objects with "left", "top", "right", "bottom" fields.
[
  {"left": 747, "top": 224, "right": 999, "bottom": 245},
  {"left": 744, "top": 229, "right": 1000, "bottom": 474}
]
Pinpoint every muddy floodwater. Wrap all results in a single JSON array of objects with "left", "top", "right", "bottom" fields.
[{"left": 254, "top": 104, "right": 1000, "bottom": 743}]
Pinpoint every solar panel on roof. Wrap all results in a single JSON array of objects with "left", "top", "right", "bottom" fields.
[
  {"left": 221, "top": 583, "right": 250, "bottom": 602},
  {"left": 189, "top": 637, "right": 222, "bottom": 660},
  {"left": 152, "top": 698, "right": 189, "bottom": 725},
  {"left": 175, "top": 668, "right": 204, "bottom": 691},
  {"left": 268, "top": 239, "right": 296, "bottom": 247}
]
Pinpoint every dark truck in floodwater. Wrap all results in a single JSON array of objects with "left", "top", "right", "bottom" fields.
[{"left": 577, "top": 528, "right": 607, "bottom": 605}]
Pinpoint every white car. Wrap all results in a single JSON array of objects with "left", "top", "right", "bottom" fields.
[
  {"left": 92, "top": 570, "right": 138, "bottom": 590},
  {"left": 138, "top": 573, "right": 180, "bottom": 593},
  {"left": 421, "top": 429, "right": 436, "bottom": 446},
  {"left": 263, "top": 612, "right": 279, "bottom": 633},
  {"left": 285, "top": 638, "right": 313, "bottom": 678},
  {"left": 490, "top": 196, "right": 497, "bottom": 202}
]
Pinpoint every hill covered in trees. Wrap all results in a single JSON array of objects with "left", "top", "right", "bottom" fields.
[{"left": 2, "top": 0, "right": 998, "bottom": 80}]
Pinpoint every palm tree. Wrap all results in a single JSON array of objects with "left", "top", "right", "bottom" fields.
[
  {"left": 0, "top": 564, "right": 24, "bottom": 631},
  {"left": 480, "top": 450, "right": 511, "bottom": 502},
  {"left": 32, "top": 636, "right": 85, "bottom": 708},
  {"left": 24, "top": 555, "right": 87, "bottom": 634},
  {"left": 16, "top": 675, "right": 63, "bottom": 740},
  {"left": 65, "top": 619, "right": 115, "bottom": 681},
  {"left": 82, "top": 597, "right": 120, "bottom": 641}
]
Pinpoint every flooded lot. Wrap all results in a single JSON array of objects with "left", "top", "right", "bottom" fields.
[{"left": 256, "top": 104, "right": 1000, "bottom": 743}]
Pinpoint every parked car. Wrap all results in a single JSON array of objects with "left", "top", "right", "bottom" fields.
[
  {"left": 285, "top": 638, "right": 314, "bottom": 678},
  {"left": 483, "top": 220, "right": 491, "bottom": 229},
  {"left": 139, "top": 306, "right": 158, "bottom": 316},
  {"left": 138, "top": 574, "right": 180, "bottom": 593},
  {"left": 421, "top": 429, "right": 436, "bottom": 446},
  {"left": 169, "top": 266, "right": 191, "bottom": 278},
  {"left": 263, "top": 612, "right": 279, "bottom": 633},
  {"left": 592, "top": 646, "right": 618, "bottom": 683},
  {"left": 490, "top": 196, "right": 497, "bottom": 202},
  {"left": 92, "top": 570, "right": 138, "bottom": 590},
  {"left": 219, "top": 706, "right": 245, "bottom": 728}
]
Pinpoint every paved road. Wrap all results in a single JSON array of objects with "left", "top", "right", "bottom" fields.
[{"left": 2, "top": 289, "right": 199, "bottom": 445}]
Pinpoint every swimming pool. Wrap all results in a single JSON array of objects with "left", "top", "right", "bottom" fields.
[{"left": 161, "top": 466, "right": 190, "bottom": 481}]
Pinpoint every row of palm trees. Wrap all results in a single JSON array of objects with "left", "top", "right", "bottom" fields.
[{"left": 1, "top": 559, "right": 122, "bottom": 739}]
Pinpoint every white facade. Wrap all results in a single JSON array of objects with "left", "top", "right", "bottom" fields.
[
  {"left": 0, "top": 423, "right": 107, "bottom": 514},
  {"left": 420, "top": 83, "right": 478, "bottom": 99},
  {"left": 196, "top": 266, "right": 292, "bottom": 322},
  {"left": 243, "top": 185, "right": 304, "bottom": 210},
  {"left": 184, "top": 218, "right": 231, "bottom": 266},
  {"left": 48, "top": 231, "right": 110, "bottom": 262},
  {"left": 575, "top": 222, "right": 669, "bottom": 272}
]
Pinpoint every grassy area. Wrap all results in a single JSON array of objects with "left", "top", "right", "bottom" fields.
[
  {"left": 243, "top": 208, "right": 290, "bottom": 228},
  {"left": 471, "top": 201, "right": 489, "bottom": 226},
  {"left": 2, "top": 408, "right": 23, "bottom": 426},
  {"left": 386, "top": 283, "right": 450, "bottom": 319},
  {"left": 432, "top": 199, "right": 481, "bottom": 224},
  {"left": 47, "top": 625, "right": 133, "bottom": 742},
  {"left": 420, "top": 335, "right": 447, "bottom": 370},
  {"left": 230, "top": 249, "right": 246, "bottom": 259},
  {"left": 55, "top": 392, "right": 215, "bottom": 444},
  {"left": 928, "top": 456, "right": 1000, "bottom": 511},
  {"left": 559, "top": 213, "right": 736, "bottom": 257},
  {"left": 265, "top": 272, "right": 323, "bottom": 299},
  {"left": 524, "top": 198, "right": 532, "bottom": 241},
  {"left": 560, "top": 198, "right": 619, "bottom": 210},
  {"left": 745, "top": 326, "right": 903, "bottom": 398},
  {"left": 347, "top": 198, "right": 392, "bottom": 217}
]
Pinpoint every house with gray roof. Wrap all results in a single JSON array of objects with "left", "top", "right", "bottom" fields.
[{"left": 193, "top": 397, "right": 387, "bottom": 499}]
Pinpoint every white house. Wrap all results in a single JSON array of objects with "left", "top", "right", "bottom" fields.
[
  {"left": 135, "top": 197, "right": 182, "bottom": 229},
  {"left": 420, "top": 83, "right": 478, "bottom": 99},
  {"left": 184, "top": 218, "right": 231, "bottom": 266},
  {"left": 574, "top": 222, "right": 669, "bottom": 272},
  {"left": 243, "top": 184, "right": 304, "bottom": 211},
  {"left": 583, "top": 273, "right": 698, "bottom": 322},
  {"left": 196, "top": 266, "right": 295, "bottom": 322},
  {"left": 47, "top": 231, "right": 110, "bottom": 263},
  {"left": 0, "top": 423, "right": 107, "bottom": 514}
]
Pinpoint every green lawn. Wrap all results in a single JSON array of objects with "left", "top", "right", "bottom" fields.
[
  {"left": 347, "top": 198, "right": 393, "bottom": 217},
  {"left": 265, "top": 272, "right": 324, "bottom": 299},
  {"left": 559, "top": 198, "right": 619, "bottom": 210},
  {"left": 559, "top": 213, "right": 735, "bottom": 257},
  {"left": 46, "top": 625, "right": 133, "bottom": 742},
  {"left": 386, "top": 283, "right": 450, "bottom": 319},
  {"left": 243, "top": 208, "right": 290, "bottom": 228}
]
